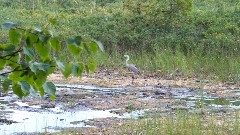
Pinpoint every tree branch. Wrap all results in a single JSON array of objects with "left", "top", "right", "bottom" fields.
[
  {"left": 0, "top": 48, "right": 23, "bottom": 59},
  {"left": 0, "top": 68, "right": 29, "bottom": 76}
]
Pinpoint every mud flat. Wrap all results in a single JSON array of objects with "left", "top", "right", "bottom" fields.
[{"left": 0, "top": 71, "right": 239, "bottom": 134}]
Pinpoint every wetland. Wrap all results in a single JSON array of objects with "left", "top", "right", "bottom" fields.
[{"left": 0, "top": 70, "right": 239, "bottom": 134}]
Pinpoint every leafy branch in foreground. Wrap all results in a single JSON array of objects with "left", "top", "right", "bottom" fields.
[{"left": 0, "top": 21, "right": 103, "bottom": 100}]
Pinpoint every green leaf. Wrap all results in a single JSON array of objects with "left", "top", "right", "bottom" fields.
[
  {"left": 88, "top": 63, "right": 96, "bottom": 73},
  {"left": 26, "top": 33, "right": 38, "bottom": 48},
  {"left": 39, "top": 34, "right": 51, "bottom": 43},
  {"left": 67, "top": 36, "right": 83, "bottom": 56},
  {"left": 18, "top": 81, "right": 30, "bottom": 95},
  {"left": 93, "top": 39, "right": 104, "bottom": 52},
  {"left": 12, "top": 83, "right": 24, "bottom": 99},
  {"left": 0, "top": 44, "right": 15, "bottom": 52},
  {"left": 29, "top": 63, "right": 38, "bottom": 74},
  {"left": 50, "top": 37, "right": 61, "bottom": 51},
  {"left": 61, "top": 63, "right": 72, "bottom": 78},
  {"left": 55, "top": 58, "right": 65, "bottom": 71},
  {"left": 85, "top": 64, "right": 89, "bottom": 74},
  {"left": 2, "top": 22, "right": 18, "bottom": 29},
  {"left": 83, "top": 43, "right": 90, "bottom": 54},
  {"left": 43, "top": 82, "right": 56, "bottom": 101},
  {"left": 88, "top": 57, "right": 95, "bottom": 63},
  {"left": 39, "top": 86, "right": 45, "bottom": 98},
  {"left": 20, "top": 60, "right": 28, "bottom": 69},
  {"left": 67, "top": 36, "right": 82, "bottom": 46},
  {"left": 2, "top": 79, "right": 12, "bottom": 93},
  {"left": 9, "top": 29, "right": 22, "bottom": 46},
  {"left": 5, "top": 54, "right": 19, "bottom": 68},
  {"left": 8, "top": 68, "right": 24, "bottom": 81},
  {"left": 20, "top": 70, "right": 30, "bottom": 78},
  {"left": 67, "top": 44, "right": 82, "bottom": 56},
  {"left": 72, "top": 63, "right": 84, "bottom": 77},
  {"left": 29, "top": 86, "right": 36, "bottom": 97},
  {"left": 36, "top": 62, "right": 50, "bottom": 72},
  {"left": 88, "top": 57, "right": 96, "bottom": 73},
  {"left": 47, "top": 61, "right": 56, "bottom": 75},
  {"left": 33, "top": 70, "right": 48, "bottom": 87},
  {"left": 23, "top": 46, "right": 34, "bottom": 60},
  {"left": 35, "top": 42, "right": 50, "bottom": 60},
  {"left": 89, "top": 42, "right": 98, "bottom": 54},
  {"left": 1, "top": 45, "right": 15, "bottom": 58},
  {"left": 0, "top": 59, "right": 6, "bottom": 70},
  {"left": 30, "top": 62, "right": 50, "bottom": 73}
]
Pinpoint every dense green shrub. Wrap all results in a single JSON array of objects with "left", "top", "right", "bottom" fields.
[{"left": 0, "top": 0, "right": 239, "bottom": 81}]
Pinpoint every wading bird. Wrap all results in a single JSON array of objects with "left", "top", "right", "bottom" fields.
[{"left": 124, "top": 55, "right": 141, "bottom": 84}]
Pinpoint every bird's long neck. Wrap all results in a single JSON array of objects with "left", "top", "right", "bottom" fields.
[{"left": 125, "top": 56, "right": 129, "bottom": 65}]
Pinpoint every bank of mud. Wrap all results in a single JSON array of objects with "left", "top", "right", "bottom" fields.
[
  {"left": 48, "top": 69, "right": 240, "bottom": 97},
  {"left": 0, "top": 69, "right": 239, "bottom": 134}
]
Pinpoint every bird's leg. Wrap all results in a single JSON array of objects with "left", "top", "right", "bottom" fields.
[
  {"left": 131, "top": 75, "right": 134, "bottom": 85},
  {"left": 40, "top": 97, "right": 43, "bottom": 107}
]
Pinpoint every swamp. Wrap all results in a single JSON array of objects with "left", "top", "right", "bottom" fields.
[
  {"left": 0, "top": 71, "right": 240, "bottom": 134},
  {"left": 0, "top": 0, "right": 240, "bottom": 134}
]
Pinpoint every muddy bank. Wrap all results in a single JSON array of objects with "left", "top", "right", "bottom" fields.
[
  {"left": 0, "top": 69, "right": 239, "bottom": 134},
  {"left": 48, "top": 69, "right": 239, "bottom": 95}
]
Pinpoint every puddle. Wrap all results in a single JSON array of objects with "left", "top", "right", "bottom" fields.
[
  {"left": 0, "top": 83, "right": 239, "bottom": 134},
  {"left": 147, "top": 87, "right": 240, "bottom": 110},
  {"left": 55, "top": 84, "right": 125, "bottom": 93},
  {"left": 182, "top": 97, "right": 240, "bottom": 110},
  {"left": 0, "top": 103, "right": 144, "bottom": 135},
  {"left": 0, "top": 85, "right": 145, "bottom": 135}
]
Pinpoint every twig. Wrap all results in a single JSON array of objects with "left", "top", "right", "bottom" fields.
[{"left": 0, "top": 68, "right": 29, "bottom": 76}]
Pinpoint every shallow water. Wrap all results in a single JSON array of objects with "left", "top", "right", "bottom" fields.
[
  {"left": 0, "top": 102, "right": 143, "bottom": 135},
  {"left": 0, "top": 84, "right": 239, "bottom": 134}
]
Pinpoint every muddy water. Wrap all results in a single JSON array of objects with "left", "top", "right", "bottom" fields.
[
  {"left": 0, "top": 84, "right": 240, "bottom": 135},
  {"left": 0, "top": 106, "right": 142, "bottom": 135}
]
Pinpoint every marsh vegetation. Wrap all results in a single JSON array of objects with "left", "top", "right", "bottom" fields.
[{"left": 0, "top": 0, "right": 239, "bottom": 134}]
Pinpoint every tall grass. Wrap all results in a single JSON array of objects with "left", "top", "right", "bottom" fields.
[
  {"left": 109, "top": 110, "right": 240, "bottom": 135},
  {"left": 55, "top": 110, "right": 239, "bottom": 135},
  {"left": 98, "top": 50, "right": 240, "bottom": 81},
  {"left": 0, "top": 0, "right": 239, "bottom": 81}
]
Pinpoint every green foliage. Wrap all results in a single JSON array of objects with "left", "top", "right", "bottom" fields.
[
  {"left": 50, "top": 38, "right": 61, "bottom": 52},
  {"left": 43, "top": 82, "right": 56, "bottom": 101},
  {"left": 72, "top": 62, "right": 84, "bottom": 77},
  {"left": 61, "top": 63, "right": 72, "bottom": 78},
  {"left": 2, "top": 78, "right": 11, "bottom": 92},
  {"left": 0, "top": 21, "right": 103, "bottom": 100},
  {"left": 67, "top": 36, "right": 83, "bottom": 56},
  {"left": 0, "top": 0, "right": 239, "bottom": 82},
  {"left": 9, "top": 29, "right": 22, "bottom": 46},
  {"left": 12, "top": 83, "right": 24, "bottom": 99}
]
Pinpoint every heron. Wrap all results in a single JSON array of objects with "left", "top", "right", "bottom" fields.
[{"left": 124, "top": 55, "right": 140, "bottom": 84}]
